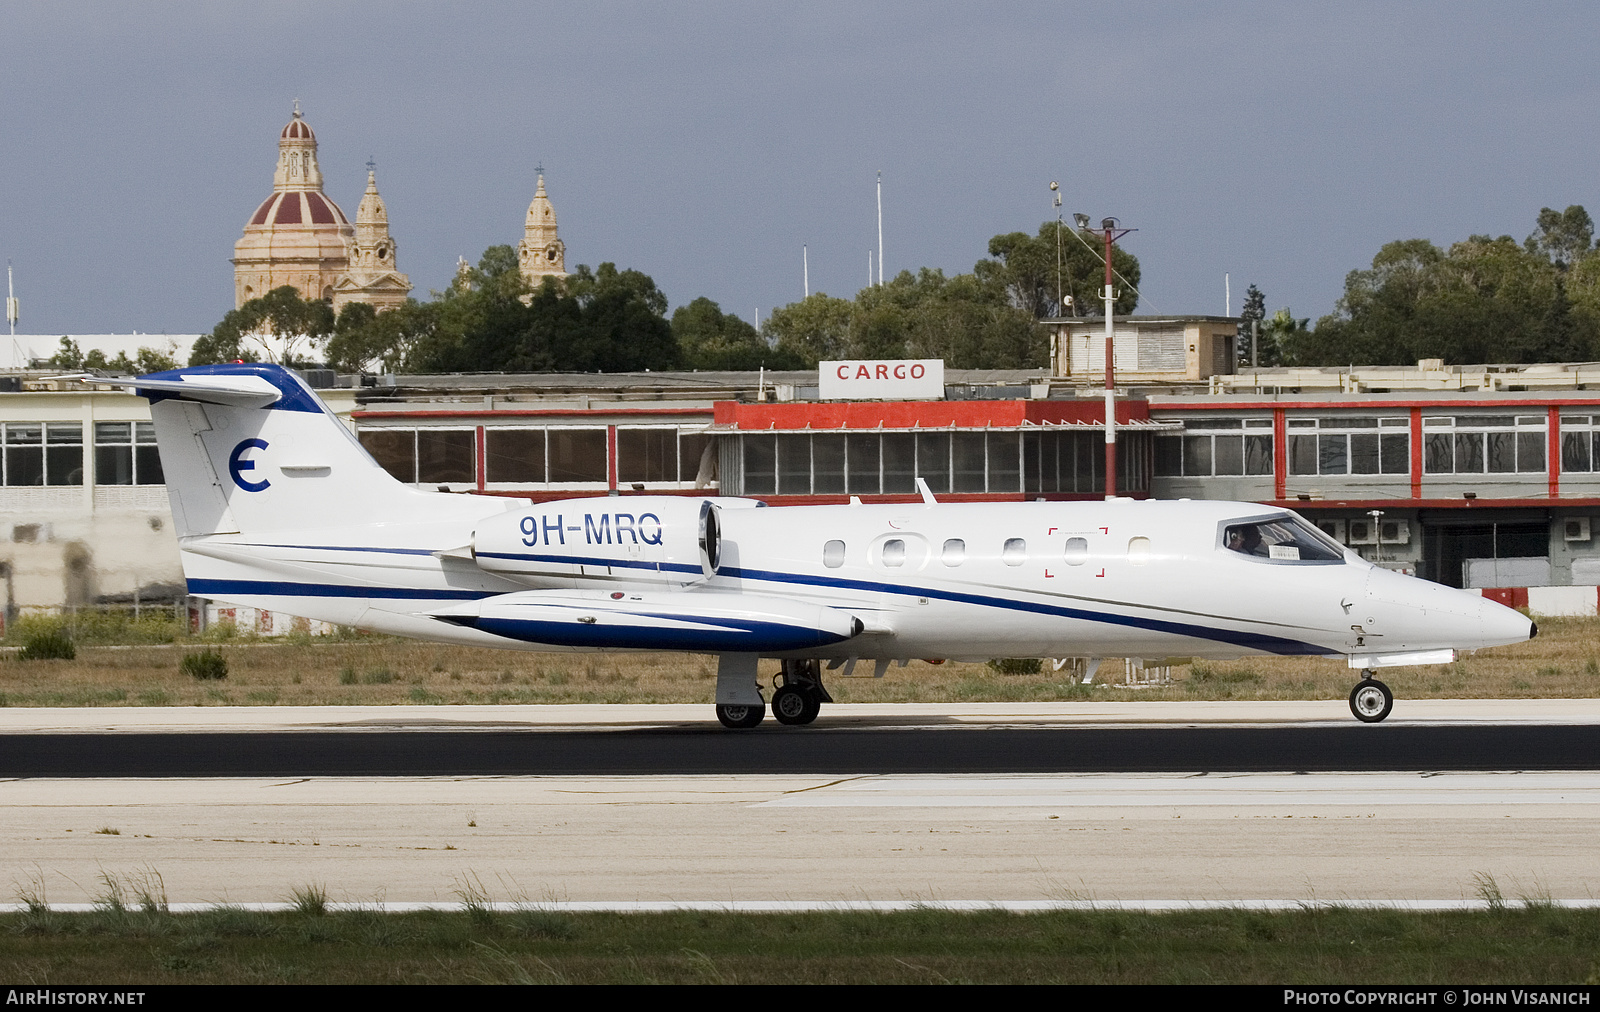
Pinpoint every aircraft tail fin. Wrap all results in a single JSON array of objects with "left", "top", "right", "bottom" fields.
[{"left": 98, "top": 363, "right": 473, "bottom": 539}]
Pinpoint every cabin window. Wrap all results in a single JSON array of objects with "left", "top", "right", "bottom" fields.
[
  {"left": 1064, "top": 536, "right": 1088, "bottom": 565},
  {"left": 1002, "top": 538, "right": 1026, "bottom": 566},
  {"left": 882, "top": 539, "right": 906, "bottom": 567},
  {"left": 1127, "top": 537, "right": 1151, "bottom": 565},
  {"left": 941, "top": 538, "right": 965, "bottom": 566},
  {"left": 823, "top": 539, "right": 845, "bottom": 568}
]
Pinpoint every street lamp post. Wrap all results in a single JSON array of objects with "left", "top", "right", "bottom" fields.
[{"left": 1075, "top": 214, "right": 1135, "bottom": 499}]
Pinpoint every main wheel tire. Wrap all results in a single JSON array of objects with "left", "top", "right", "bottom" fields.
[
  {"left": 799, "top": 692, "right": 822, "bottom": 725},
  {"left": 1349, "top": 678, "right": 1393, "bottom": 723},
  {"left": 772, "top": 686, "right": 811, "bottom": 725},
  {"left": 716, "top": 702, "right": 766, "bottom": 729}
]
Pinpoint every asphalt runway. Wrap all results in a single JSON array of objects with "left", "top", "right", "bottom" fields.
[
  {"left": 3, "top": 722, "right": 1600, "bottom": 777},
  {"left": 3, "top": 703, "right": 1597, "bottom": 905}
]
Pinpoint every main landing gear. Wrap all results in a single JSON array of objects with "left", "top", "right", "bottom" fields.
[
  {"left": 717, "top": 660, "right": 832, "bottom": 729},
  {"left": 771, "top": 659, "right": 832, "bottom": 726},
  {"left": 1348, "top": 670, "right": 1394, "bottom": 723},
  {"left": 715, "top": 702, "right": 765, "bottom": 729}
]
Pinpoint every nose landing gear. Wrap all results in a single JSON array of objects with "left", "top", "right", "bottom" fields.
[
  {"left": 1349, "top": 672, "right": 1393, "bottom": 723},
  {"left": 771, "top": 659, "right": 832, "bottom": 726}
]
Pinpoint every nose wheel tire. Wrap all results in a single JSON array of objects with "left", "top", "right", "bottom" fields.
[
  {"left": 1349, "top": 678, "right": 1393, "bottom": 723},
  {"left": 716, "top": 702, "right": 766, "bottom": 729},
  {"left": 772, "top": 686, "right": 822, "bottom": 726}
]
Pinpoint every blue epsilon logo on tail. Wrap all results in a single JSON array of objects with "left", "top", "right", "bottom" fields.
[{"left": 228, "top": 438, "right": 271, "bottom": 492}]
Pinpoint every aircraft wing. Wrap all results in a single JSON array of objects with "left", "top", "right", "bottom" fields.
[{"left": 432, "top": 588, "right": 864, "bottom": 653}]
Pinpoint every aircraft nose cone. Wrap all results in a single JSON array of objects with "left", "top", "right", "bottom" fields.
[{"left": 1477, "top": 594, "right": 1535, "bottom": 649}]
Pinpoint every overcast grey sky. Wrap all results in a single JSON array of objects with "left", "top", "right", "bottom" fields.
[{"left": 2, "top": 2, "right": 1597, "bottom": 338}]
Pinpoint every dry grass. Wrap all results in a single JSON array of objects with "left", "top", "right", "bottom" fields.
[{"left": 0, "top": 614, "right": 1594, "bottom": 706}]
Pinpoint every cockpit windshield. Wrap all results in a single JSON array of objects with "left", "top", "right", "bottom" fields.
[{"left": 1221, "top": 516, "right": 1345, "bottom": 563}]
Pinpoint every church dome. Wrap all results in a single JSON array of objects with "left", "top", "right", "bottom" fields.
[
  {"left": 280, "top": 114, "right": 315, "bottom": 141},
  {"left": 232, "top": 104, "right": 354, "bottom": 307}
]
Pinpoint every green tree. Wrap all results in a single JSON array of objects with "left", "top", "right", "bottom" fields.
[
  {"left": 1260, "top": 308, "right": 1311, "bottom": 365},
  {"left": 46, "top": 337, "right": 83, "bottom": 369},
  {"left": 672, "top": 297, "right": 800, "bottom": 370},
  {"left": 975, "top": 221, "right": 1139, "bottom": 318},
  {"left": 1527, "top": 205, "right": 1594, "bottom": 270},
  {"left": 405, "top": 256, "right": 678, "bottom": 375},
  {"left": 1238, "top": 284, "right": 1267, "bottom": 366},
  {"left": 193, "top": 285, "right": 332, "bottom": 365},
  {"left": 1303, "top": 227, "right": 1597, "bottom": 366},
  {"left": 851, "top": 268, "right": 1041, "bottom": 368},
  {"left": 763, "top": 293, "right": 854, "bottom": 367}
]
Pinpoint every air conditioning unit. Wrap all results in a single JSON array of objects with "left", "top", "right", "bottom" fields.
[
  {"left": 1564, "top": 517, "right": 1592, "bottom": 542},
  {"left": 1347, "top": 519, "right": 1377, "bottom": 545},
  {"left": 1316, "top": 519, "right": 1347, "bottom": 543},
  {"left": 1378, "top": 519, "right": 1411, "bottom": 545}
]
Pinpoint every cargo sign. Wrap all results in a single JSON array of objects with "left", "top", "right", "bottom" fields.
[{"left": 818, "top": 359, "right": 944, "bottom": 401}]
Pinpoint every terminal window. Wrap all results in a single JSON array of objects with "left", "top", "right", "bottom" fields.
[
  {"left": 1559, "top": 416, "right": 1600, "bottom": 472},
  {"left": 1288, "top": 416, "right": 1408, "bottom": 477},
  {"left": 359, "top": 428, "right": 475, "bottom": 485},
  {"left": 93, "top": 422, "right": 163, "bottom": 485},
  {"left": 742, "top": 432, "right": 1025, "bottom": 496},
  {"left": 2, "top": 422, "right": 83, "bottom": 486},
  {"left": 1155, "top": 416, "right": 1272, "bottom": 477},
  {"left": 1424, "top": 415, "right": 1545, "bottom": 475}
]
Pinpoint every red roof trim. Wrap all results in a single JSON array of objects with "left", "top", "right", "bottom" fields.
[
  {"left": 1154, "top": 398, "right": 1600, "bottom": 411},
  {"left": 1270, "top": 498, "right": 1600, "bottom": 509},
  {"left": 353, "top": 407, "right": 711, "bottom": 420},
  {"left": 712, "top": 399, "right": 1147, "bottom": 430}
]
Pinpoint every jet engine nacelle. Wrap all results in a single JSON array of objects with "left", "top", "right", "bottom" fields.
[
  {"left": 471, "top": 495, "right": 751, "bottom": 589},
  {"left": 435, "top": 588, "right": 863, "bottom": 653}
]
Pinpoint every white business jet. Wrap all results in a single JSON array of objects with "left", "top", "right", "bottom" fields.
[{"left": 99, "top": 364, "right": 1534, "bottom": 728}]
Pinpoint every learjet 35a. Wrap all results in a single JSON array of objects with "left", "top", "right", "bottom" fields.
[{"left": 100, "top": 364, "right": 1534, "bottom": 727}]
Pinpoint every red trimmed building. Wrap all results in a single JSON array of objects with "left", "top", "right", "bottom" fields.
[{"left": 349, "top": 360, "right": 1600, "bottom": 593}]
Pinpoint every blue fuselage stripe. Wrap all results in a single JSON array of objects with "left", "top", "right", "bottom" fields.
[
  {"left": 465, "top": 615, "right": 849, "bottom": 652},
  {"left": 720, "top": 566, "right": 1329, "bottom": 656},
  {"left": 186, "top": 579, "right": 491, "bottom": 601},
  {"left": 186, "top": 566, "right": 1331, "bottom": 655}
]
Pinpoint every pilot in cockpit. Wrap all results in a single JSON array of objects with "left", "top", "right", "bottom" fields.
[{"left": 1226, "top": 524, "right": 1269, "bottom": 557}]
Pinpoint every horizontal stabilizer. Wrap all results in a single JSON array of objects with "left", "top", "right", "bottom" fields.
[
  {"left": 85, "top": 373, "right": 282, "bottom": 407},
  {"left": 434, "top": 589, "right": 863, "bottom": 653}
]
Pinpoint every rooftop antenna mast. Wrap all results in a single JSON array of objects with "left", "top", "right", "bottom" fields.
[
  {"left": 803, "top": 244, "right": 809, "bottom": 298},
  {"left": 876, "top": 170, "right": 883, "bottom": 286},
  {"left": 5, "top": 262, "right": 16, "bottom": 337}
]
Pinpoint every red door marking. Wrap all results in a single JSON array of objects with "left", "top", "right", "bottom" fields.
[{"left": 1095, "top": 568, "right": 1106, "bottom": 578}]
